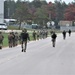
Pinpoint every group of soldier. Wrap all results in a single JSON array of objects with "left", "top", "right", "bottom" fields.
[
  {"left": 0, "top": 29, "right": 49, "bottom": 51},
  {"left": 32, "top": 30, "right": 48, "bottom": 41},
  {"left": 0, "top": 31, "right": 20, "bottom": 50},
  {"left": 62, "top": 29, "right": 71, "bottom": 40},
  {"left": 51, "top": 29, "right": 72, "bottom": 47},
  {"left": 8, "top": 32, "right": 19, "bottom": 48},
  {"left": 0, "top": 29, "right": 72, "bottom": 51}
]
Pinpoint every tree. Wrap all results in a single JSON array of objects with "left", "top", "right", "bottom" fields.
[
  {"left": 31, "top": 1, "right": 42, "bottom": 8},
  {"left": 13, "top": 2, "right": 31, "bottom": 29},
  {"left": 47, "top": 2, "right": 56, "bottom": 21},
  {"left": 54, "top": 0, "right": 67, "bottom": 27},
  {"left": 64, "top": 4, "right": 75, "bottom": 21},
  {"left": 34, "top": 5, "right": 48, "bottom": 26}
]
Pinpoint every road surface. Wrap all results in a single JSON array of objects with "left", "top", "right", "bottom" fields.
[{"left": 0, "top": 32, "right": 75, "bottom": 75}]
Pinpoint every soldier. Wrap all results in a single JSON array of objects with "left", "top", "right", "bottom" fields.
[
  {"left": 8, "top": 32, "right": 14, "bottom": 48},
  {"left": 45, "top": 30, "right": 48, "bottom": 38},
  {"left": 0, "top": 32, "right": 4, "bottom": 49},
  {"left": 68, "top": 29, "right": 71, "bottom": 36},
  {"left": 51, "top": 32, "right": 57, "bottom": 47},
  {"left": 62, "top": 30, "right": 66, "bottom": 40},
  {"left": 32, "top": 30, "right": 37, "bottom": 41},
  {"left": 39, "top": 30, "right": 42, "bottom": 39},
  {"left": 36, "top": 31, "right": 40, "bottom": 40},
  {"left": 18, "top": 34, "right": 22, "bottom": 44},
  {"left": 15, "top": 32, "right": 19, "bottom": 46},
  {"left": 20, "top": 29, "right": 30, "bottom": 52},
  {"left": 11, "top": 32, "right": 15, "bottom": 47}
]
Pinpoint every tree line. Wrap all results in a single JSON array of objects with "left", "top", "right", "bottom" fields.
[{"left": 4, "top": 0, "right": 75, "bottom": 29}]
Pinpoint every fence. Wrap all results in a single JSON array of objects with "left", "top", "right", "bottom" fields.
[{"left": 60, "top": 26, "right": 75, "bottom": 31}]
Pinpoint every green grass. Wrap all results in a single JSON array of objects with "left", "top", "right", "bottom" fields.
[
  {"left": 8, "top": 26, "right": 19, "bottom": 30},
  {"left": 3, "top": 33, "right": 8, "bottom": 47}
]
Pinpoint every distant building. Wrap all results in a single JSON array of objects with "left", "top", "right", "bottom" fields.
[
  {"left": 58, "top": 21, "right": 72, "bottom": 26},
  {"left": 0, "top": 0, "right": 4, "bottom": 23},
  {"left": 59, "top": 21, "right": 75, "bottom": 31}
]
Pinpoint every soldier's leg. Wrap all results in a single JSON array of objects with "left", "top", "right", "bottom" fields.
[
  {"left": 0, "top": 41, "right": 3, "bottom": 49},
  {"left": 15, "top": 40, "right": 18, "bottom": 46},
  {"left": 24, "top": 41, "right": 27, "bottom": 52},
  {"left": 9, "top": 40, "right": 11, "bottom": 48},
  {"left": 10, "top": 40, "right": 13, "bottom": 48},
  {"left": 9, "top": 41, "right": 10, "bottom": 48},
  {"left": 0, "top": 44, "right": 2, "bottom": 49},
  {"left": 52, "top": 39, "right": 55, "bottom": 47},
  {"left": 16, "top": 40, "right": 18, "bottom": 46},
  {"left": 21, "top": 41, "right": 24, "bottom": 52},
  {"left": 53, "top": 41, "right": 55, "bottom": 47},
  {"left": 53, "top": 39, "right": 56, "bottom": 47}
]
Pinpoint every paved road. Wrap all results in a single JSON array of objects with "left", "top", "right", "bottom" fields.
[{"left": 0, "top": 32, "right": 75, "bottom": 75}]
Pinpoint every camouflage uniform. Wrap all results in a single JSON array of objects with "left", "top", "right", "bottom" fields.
[
  {"left": 8, "top": 32, "right": 14, "bottom": 48},
  {"left": 0, "top": 32, "right": 4, "bottom": 49},
  {"left": 14, "top": 32, "right": 19, "bottom": 46},
  {"left": 32, "top": 30, "right": 36, "bottom": 40},
  {"left": 36, "top": 31, "right": 40, "bottom": 40},
  {"left": 11, "top": 32, "right": 15, "bottom": 47}
]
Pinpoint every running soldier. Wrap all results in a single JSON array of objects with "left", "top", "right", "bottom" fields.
[
  {"left": 0, "top": 32, "right": 4, "bottom": 49},
  {"left": 20, "top": 29, "right": 30, "bottom": 52}
]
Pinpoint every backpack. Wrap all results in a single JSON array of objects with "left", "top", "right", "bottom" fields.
[{"left": 8, "top": 34, "right": 13, "bottom": 40}]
